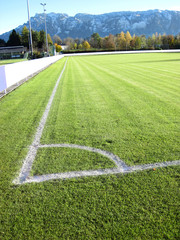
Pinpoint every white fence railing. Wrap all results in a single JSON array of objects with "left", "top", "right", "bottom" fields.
[{"left": 0, "top": 55, "right": 64, "bottom": 93}]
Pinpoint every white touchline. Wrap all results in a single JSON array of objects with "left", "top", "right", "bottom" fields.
[
  {"left": 13, "top": 58, "right": 180, "bottom": 185},
  {"left": 13, "top": 59, "right": 68, "bottom": 184}
]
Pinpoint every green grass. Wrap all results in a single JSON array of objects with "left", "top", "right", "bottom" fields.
[
  {"left": 31, "top": 147, "right": 115, "bottom": 175},
  {"left": 1, "top": 168, "right": 180, "bottom": 239},
  {"left": 0, "top": 58, "right": 27, "bottom": 65},
  {"left": 41, "top": 53, "right": 180, "bottom": 166},
  {"left": 0, "top": 53, "right": 179, "bottom": 239}
]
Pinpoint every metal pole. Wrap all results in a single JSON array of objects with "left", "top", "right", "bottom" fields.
[
  {"left": 27, "top": 0, "right": 33, "bottom": 56},
  {"left": 41, "top": 3, "right": 49, "bottom": 56}
]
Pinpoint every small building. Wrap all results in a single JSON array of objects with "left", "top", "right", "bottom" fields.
[{"left": 0, "top": 46, "right": 27, "bottom": 59}]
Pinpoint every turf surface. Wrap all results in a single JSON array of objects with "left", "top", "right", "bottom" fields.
[
  {"left": 0, "top": 53, "right": 179, "bottom": 239},
  {"left": 0, "top": 59, "right": 27, "bottom": 65},
  {"left": 41, "top": 53, "right": 180, "bottom": 166},
  {"left": 31, "top": 147, "right": 116, "bottom": 175}
]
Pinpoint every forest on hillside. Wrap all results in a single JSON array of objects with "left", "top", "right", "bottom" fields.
[{"left": 0, "top": 26, "right": 180, "bottom": 57}]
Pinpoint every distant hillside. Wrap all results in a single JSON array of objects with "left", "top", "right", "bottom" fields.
[{"left": 1, "top": 9, "right": 180, "bottom": 41}]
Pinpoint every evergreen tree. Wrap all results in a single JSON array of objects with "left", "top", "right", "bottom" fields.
[
  {"left": 0, "top": 39, "right": 6, "bottom": 47},
  {"left": 7, "top": 30, "right": 21, "bottom": 46},
  {"left": 38, "top": 30, "right": 46, "bottom": 49},
  {"left": 90, "top": 33, "right": 101, "bottom": 48},
  {"left": 32, "top": 30, "right": 40, "bottom": 48}
]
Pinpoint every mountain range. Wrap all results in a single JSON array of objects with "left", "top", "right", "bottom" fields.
[{"left": 1, "top": 9, "right": 180, "bottom": 41}]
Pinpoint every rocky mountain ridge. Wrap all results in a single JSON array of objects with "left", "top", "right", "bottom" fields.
[{"left": 1, "top": 9, "right": 180, "bottom": 41}]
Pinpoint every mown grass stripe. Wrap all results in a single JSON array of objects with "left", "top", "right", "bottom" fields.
[
  {"left": 41, "top": 54, "right": 179, "bottom": 166},
  {"left": 82, "top": 56, "right": 180, "bottom": 99}
]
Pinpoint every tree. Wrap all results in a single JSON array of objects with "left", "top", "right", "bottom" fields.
[
  {"left": 47, "top": 34, "right": 53, "bottom": 45},
  {"left": 54, "top": 43, "right": 62, "bottom": 52},
  {"left": 130, "top": 38, "right": 136, "bottom": 49},
  {"left": 83, "top": 41, "right": 91, "bottom": 49},
  {"left": 116, "top": 32, "right": 126, "bottom": 50},
  {"left": 105, "top": 34, "right": 115, "bottom": 49},
  {"left": 151, "top": 34, "right": 156, "bottom": 49},
  {"left": 174, "top": 34, "right": 180, "bottom": 48},
  {"left": 140, "top": 35, "right": 147, "bottom": 49},
  {"left": 78, "top": 43, "right": 83, "bottom": 49},
  {"left": 38, "top": 30, "right": 46, "bottom": 49},
  {"left": 74, "top": 38, "right": 80, "bottom": 45},
  {"left": 74, "top": 43, "right": 77, "bottom": 49},
  {"left": 0, "top": 39, "right": 6, "bottom": 47},
  {"left": 32, "top": 30, "right": 39, "bottom": 48},
  {"left": 102, "top": 36, "right": 108, "bottom": 49},
  {"left": 167, "top": 35, "right": 174, "bottom": 48},
  {"left": 90, "top": 33, "right": 101, "bottom": 48},
  {"left": 53, "top": 35, "right": 62, "bottom": 45},
  {"left": 161, "top": 34, "right": 169, "bottom": 49},
  {"left": 157, "top": 33, "right": 162, "bottom": 46},
  {"left": 154, "top": 32, "right": 161, "bottom": 47},
  {"left": 64, "top": 37, "right": 74, "bottom": 50},
  {"left": 7, "top": 30, "right": 21, "bottom": 46},
  {"left": 147, "top": 36, "right": 154, "bottom": 49},
  {"left": 135, "top": 36, "right": 141, "bottom": 49},
  {"left": 125, "top": 31, "right": 132, "bottom": 49},
  {"left": 21, "top": 26, "right": 29, "bottom": 48}
]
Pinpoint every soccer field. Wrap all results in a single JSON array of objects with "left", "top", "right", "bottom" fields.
[
  {"left": 41, "top": 53, "right": 180, "bottom": 165},
  {"left": 0, "top": 53, "right": 179, "bottom": 239}
]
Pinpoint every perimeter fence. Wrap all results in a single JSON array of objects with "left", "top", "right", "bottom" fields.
[{"left": 0, "top": 55, "right": 64, "bottom": 98}]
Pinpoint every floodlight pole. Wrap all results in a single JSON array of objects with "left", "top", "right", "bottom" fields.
[
  {"left": 27, "top": 0, "right": 33, "bottom": 56},
  {"left": 41, "top": 3, "right": 49, "bottom": 56}
]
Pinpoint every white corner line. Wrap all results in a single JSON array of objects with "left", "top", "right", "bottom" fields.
[{"left": 20, "top": 160, "right": 180, "bottom": 184}]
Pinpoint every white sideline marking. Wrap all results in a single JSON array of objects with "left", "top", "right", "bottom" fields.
[
  {"left": 13, "top": 58, "right": 180, "bottom": 185},
  {"left": 13, "top": 59, "right": 68, "bottom": 184}
]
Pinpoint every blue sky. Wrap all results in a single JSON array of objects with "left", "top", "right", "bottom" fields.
[{"left": 0, "top": 0, "right": 180, "bottom": 35}]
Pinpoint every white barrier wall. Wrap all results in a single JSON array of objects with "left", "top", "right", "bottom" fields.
[
  {"left": 0, "top": 66, "right": 7, "bottom": 91},
  {"left": 66, "top": 49, "right": 180, "bottom": 57},
  {"left": 0, "top": 55, "right": 64, "bottom": 92}
]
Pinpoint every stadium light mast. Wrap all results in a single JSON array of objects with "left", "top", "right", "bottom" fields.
[
  {"left": 27, "top": 0, "right": 33, "bottom": 56},
  {"left": 41, "top": 3, "right": 49, "bottom": 56}
]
